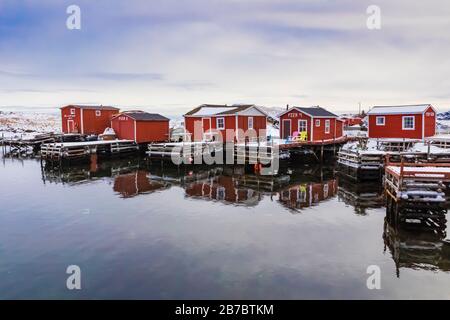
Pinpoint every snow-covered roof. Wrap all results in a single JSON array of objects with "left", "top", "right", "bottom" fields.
[
  {"left": 367, "top": 104, "right": 434, "bottom": 115},
  {"left": 185, "top": 104, "right": 268, "bottom": 117},
  {"left": 192, "top": 107, "right": 236, "bottom": 116}
]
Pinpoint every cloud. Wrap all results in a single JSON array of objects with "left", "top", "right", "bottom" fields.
[{"left": 0, "top": 0, "right": 450, "bottom": 112}]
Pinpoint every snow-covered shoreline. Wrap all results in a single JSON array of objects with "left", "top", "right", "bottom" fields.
[{"left": 0, "top": 110, "right": 60, "bottom": 139}]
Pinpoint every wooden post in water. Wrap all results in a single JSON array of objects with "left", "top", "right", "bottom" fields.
[
  {"left": 399, "top": 156, "right": 404, "bottom": 192},
  {"left": 320, "top": 143, "right": 324, "bottom": 163},
  {"left": 90, "top": 153, "right": 98, "bottom": 173}
]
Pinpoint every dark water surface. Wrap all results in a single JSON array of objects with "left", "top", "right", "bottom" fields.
[{"left": 0, "top": 155, "right": 449, "bottom": 299}]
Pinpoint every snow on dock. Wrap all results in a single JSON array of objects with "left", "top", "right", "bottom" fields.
[{"left": 41, "top": 139, "right": 139, "bottom": 161}]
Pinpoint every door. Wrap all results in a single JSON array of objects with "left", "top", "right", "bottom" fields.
[
  {"left": 202, "top": 118, "right": 212, "bottom": 141},
  {"left": 282, "top": 119, "right": 291, "bottom": 139},
  {"left": 67, "top": 119, "right": 75, "bottom": 133},
  {"left": 202, "top": 118, "right": 211, "bottom": 132}
]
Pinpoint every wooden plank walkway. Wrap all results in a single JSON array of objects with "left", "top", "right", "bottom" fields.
[{"left": 41, "top": 140, "right": 139, "bottom": 161}]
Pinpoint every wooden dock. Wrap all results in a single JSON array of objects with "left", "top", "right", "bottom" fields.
[
  {"left": 147, "top": 141, "right": 223, "bottom": 164},
  {"left": 337, "top": 149, "right": 384, "bottom": 181},
  {"left": 384, "top": 160, "right": 449, "bottom": 227},
  {"left": 41, "top": 140, "right": 139, "bottom": 162},
  {"left": 336, "top": 138, "right": 447, "bottom": 181},
  {"left": 1, "top": 133, "right": 87, "bottom": 157}
]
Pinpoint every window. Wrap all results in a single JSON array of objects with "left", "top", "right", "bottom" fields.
[
  {"left": 95, "top": 110, "right": 101, "bottom": 117},
  {"left": 217, "top": 187, "right": 225, "bottom": 200},
  {"left": 315, "top": 119, "right": 321, "bottom": 127},
  {"left": 70, "top": 108, "right": 75, "bottom": 115},
  {"left": 216, "top": 117, "right": 225, "bottom": 130},
  {"left": 402, "top": 116, "right": 415, "bottom": 130},
  {"left": 298, "top": 120, "right": 307, "bottom": 132},
  {"left": 376, "top": 116, "right": 385, "bottom": 126},
  {"left": 325, "top": 120, "right": 330, "bottom": 134},
  {"left": 248, "top": 117, "right": 254, "bottom": 129}
]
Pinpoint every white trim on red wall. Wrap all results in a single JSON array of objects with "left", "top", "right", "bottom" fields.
[{"left": 80, "top": 108, "right": 84, "bottom": 134}]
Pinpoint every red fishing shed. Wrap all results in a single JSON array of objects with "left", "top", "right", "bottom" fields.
[
  {"left": 61, "top": 105, "right": 120, "bottom": 135},
  {"left": 184, "top": 104, "right": 268, "bottom": 142},
  {"left": 111, "top": 111, "right": 170, "bottom": 143},
  {"left": 367, "top": 104, "right": 436, "bottom": 140},
  {"left": 278, "top": 106, "right": 344, "bottom": 141}
]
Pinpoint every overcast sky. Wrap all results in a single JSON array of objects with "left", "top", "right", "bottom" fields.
[{"left": 1, "top": 0, "right": 449, "bottom": 115}]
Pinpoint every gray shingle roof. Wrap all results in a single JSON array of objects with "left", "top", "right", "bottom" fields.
[
  {"left": 121, "top": 111, "right": 169, "bottom": 121},
  {"left": 295, "top": 106, "right": 338, "bottom": 117}
]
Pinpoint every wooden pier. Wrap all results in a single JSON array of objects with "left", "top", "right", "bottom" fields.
[
  {"left": 1, "top": 133, "right": 87, "bottom": 158},
  {"left": 336, "top": 138, "right": 448, "bottom": 181},
  {"left": 41, "top": 140, "right": 139, "bottom": 162},
  {"left": 384, "top": 160, "right": 449, "bottom": 228},
  {"left": 147, "top": 141, "right": 223, "bottom": 164},
  {"left": 337, "top": 149, "right": 384, "bottom": 181},
  {"left": 279, "top": 136, "right": 349, "bottom": 163}
]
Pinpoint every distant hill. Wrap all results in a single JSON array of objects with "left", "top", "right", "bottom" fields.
[{"left": 437, "top": 111, "right": 450, "bottom": 120}]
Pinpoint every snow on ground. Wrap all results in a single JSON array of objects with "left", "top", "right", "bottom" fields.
[
  {"left": 341, "top": 139, "right": 387, "bottom": 154},
  {"left": 0, "top": 110, "right": 59, "bottom": 139},
  {"left": 409, "top": 142, "right": 450, "bottom": 154},
  {"left": 266, "top": 123, "right": 279, "bottom": 139}
]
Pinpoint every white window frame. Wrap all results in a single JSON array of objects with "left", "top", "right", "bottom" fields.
[
  {"left": 298, "top": 119, "right": 307, "bottom": 132},
  {"left": 216, "top": 117, "right": 225, "bottom": 130},
  {"left": 376, "top": 116, "right": 385, "bottom": 126},
  {"left": 325, "top": 120, "right": 330, "bottom": 134},
  {"left": 217, "top": 186, "right": 225, "bottom": 200},
  {"left": 315, "top": 119, "right": 320, "bottom": 127},
  {"left": 95, "top": 110, "right": 101, "bottom": 117},
  {"left": 70, "top": 108, "right": 76, "bottom": 115},
  {"left": 248, "top": 117, "right": 254, "bottom": 129},
  {"left": 402, "top": 116, "right": 415, "bottom": 130}
]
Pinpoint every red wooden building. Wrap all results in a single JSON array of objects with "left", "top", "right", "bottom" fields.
[
  {"left": 367, "top": 104, "right": 436, "bottom": 139},
  {"left": 111, "top": 111, "right": 170, "bottom": 143},
  {"left": 61, "top": 105, "right": 119, "bottom": 135},
  {"left": 278, "top": 106, "right": 344, "bottom": 141},
  {"left": 341, "top": 116, "right": 364, "bottom": 127},
  {"left": 184, "top": 104, "right": 268, "bottom": 142}
]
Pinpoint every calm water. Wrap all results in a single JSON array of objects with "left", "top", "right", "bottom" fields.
[{"left": 0, "top": 154, "right": 449, "bottom": 299}]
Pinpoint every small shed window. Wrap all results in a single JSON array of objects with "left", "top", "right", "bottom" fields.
[
  {"left": 325, "top": 120, "right": 330, "bottom": 134},
  {"left": 376, "top": 116, "right": 385, "bottom": 126},
  {"left": 216, "top": 117, "right": 225, "bottom": 130},
  {"left": 70, "top": 108, "right": 75, "bottom": 115},
  {"left": 248, "top": 117, "right": 254, "bottom": 129},
  {"left": 402, "top": 116, "right": 415, "bottom": 130},
  {"left": 95, "top": 110, "right": 101, "bottom": 117},
  {"left": 315, "top": 119, "right": 320, "bottom": 127},
  {"left": 217, "top": 187, "right": 225, "bottom": 200}
]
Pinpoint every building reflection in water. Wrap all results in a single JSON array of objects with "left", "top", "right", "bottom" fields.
[
  {"left": 113, "top": 170, "right": 170, "bottom": 198},
  {"left": 278, "top": 179, "right": 338, "bottom": 210},
  {"left": 337, "top": 177, "right": 385, "bottom": 215},
  {"left": 41, "top": 159, "right": 341, "bottom": 210},
  {"left": 40, "top": 158, "right": 450, "bottom": 276},
  {"left": 383, "top": 202, "right": 450, "bottom": 277}
]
